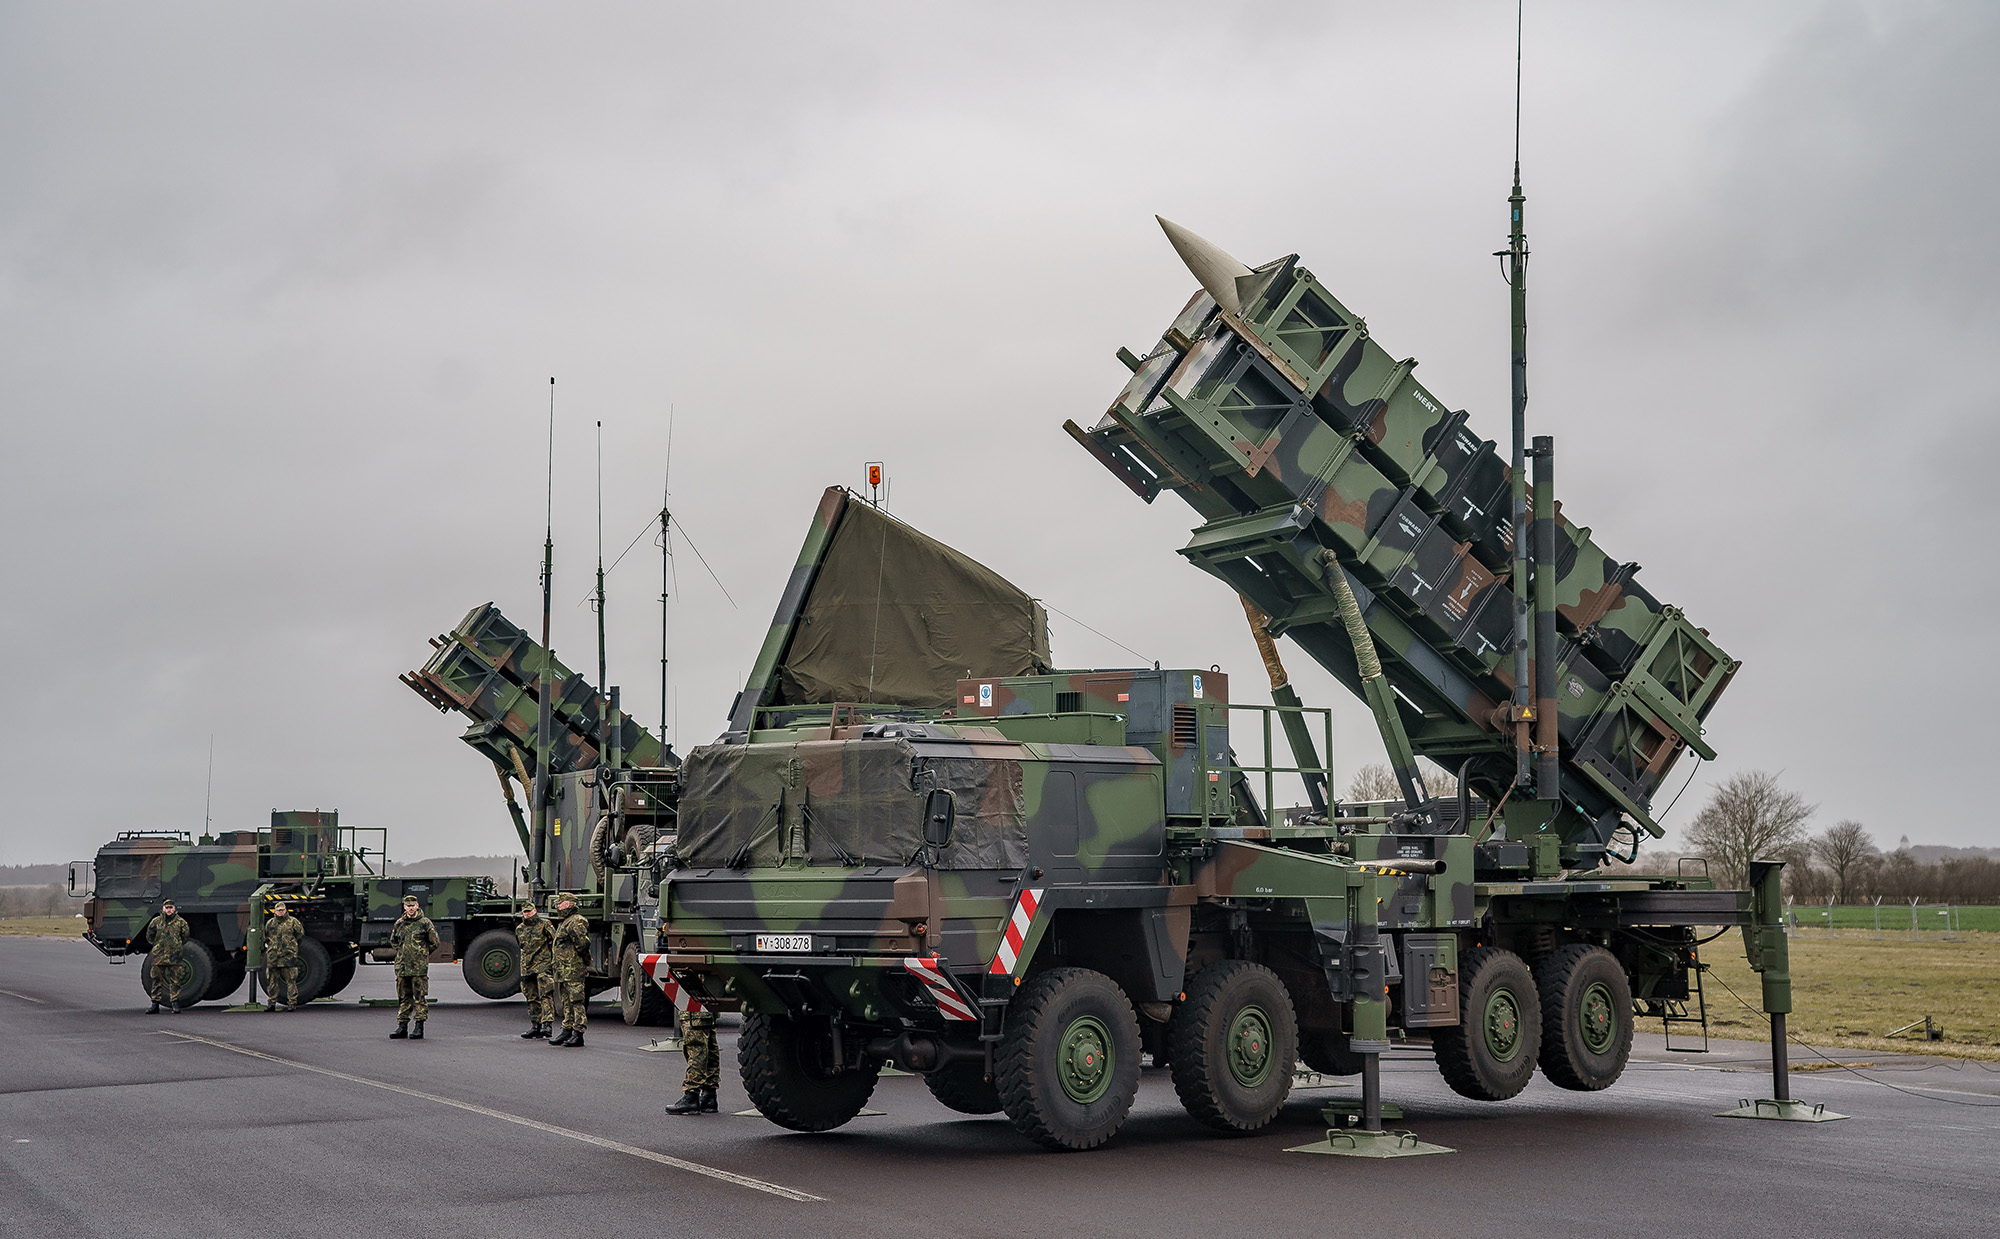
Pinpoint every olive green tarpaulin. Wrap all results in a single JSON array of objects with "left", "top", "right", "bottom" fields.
[
  {"left": 775, "top": 499, "right": 1050, "bottom": 709},
  {"left": 675, "top": 739, "right": 1028, "bottom": 870}
]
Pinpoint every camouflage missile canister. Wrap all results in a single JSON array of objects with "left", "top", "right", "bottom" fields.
[{"left": 1065, "top": 220, "right": 1737, "bottom": 861}]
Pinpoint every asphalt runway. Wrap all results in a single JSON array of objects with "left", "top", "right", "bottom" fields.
[{"left": 3, "top": 933, "right": 1996, "bottom": 1239}]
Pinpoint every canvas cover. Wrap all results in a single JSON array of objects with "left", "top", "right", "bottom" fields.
[
  {"left": 675, "top": 738, "right": 1028, "bottom": 870},
  {"left": 775, "top": 499, "right": 1050, "bottom": 708}
]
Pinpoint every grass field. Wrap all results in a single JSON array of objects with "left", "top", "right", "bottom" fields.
[
  {"left": 1789, "top": 903, "right": 2000, "bottom": 934},
  {"left": 1696, "top": 929, "right": 2000, "bottom": 1061},
  {"left": 0, "top": 916, "right": 84, "bottom": 937}
]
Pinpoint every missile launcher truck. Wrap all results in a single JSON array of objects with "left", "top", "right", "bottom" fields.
[
  {"left": 72, "top": 811, "right": 506, "bottom": 1009},
  {"left": 651, "top": 224, "right": 1800, "bottom": 1151},
  {"left": 403, "top": 603, "right": 683, "bottom": 1025}
]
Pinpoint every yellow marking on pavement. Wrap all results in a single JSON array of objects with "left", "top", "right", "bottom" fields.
[
  {"left": 161, "top": 1029, "right": 823, "bottom": 1201},
  {"left": 0, "top": 988, "right": 46, "bottom": 1004}
]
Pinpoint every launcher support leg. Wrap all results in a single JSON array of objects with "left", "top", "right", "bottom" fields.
[
  {"left": 1717, "top": 861, "right": 1845, "bottom": 1121},
  {"left": 1771, "top": 1013, "right": 1790, "bottom": 1103},
  {"left": 1361, "top": 1053, "right": 1383, "bottom": 1132}
]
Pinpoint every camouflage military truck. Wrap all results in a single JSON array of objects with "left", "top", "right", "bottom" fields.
[
  {"left": 404, "top": 603, "right": 682, "bottom": 1025},
  {"left": 73, "top": 811, "right": 510, "bottom": 1009}
]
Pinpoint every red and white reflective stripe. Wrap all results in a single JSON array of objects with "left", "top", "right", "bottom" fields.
[
  {"left": 637, "top": 953, "right": 705, "bottom": 1015},
  {"left": 988, "top": 886, "right": 1044, "bottom": 976},
  {"left": 901, "top": 955, "right": 979, "bottom": 1022}
]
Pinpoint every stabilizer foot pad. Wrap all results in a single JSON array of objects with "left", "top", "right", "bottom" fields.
[
  {"left": 1287, "top": 1128, "right": 1454, "bottom": 1157},
  {"left": 638, "top": 1038, "right": 684, "bottom": 1053},
  {"left": 1716, "top": 1098, "right": 1847, "bottom": 1122}
]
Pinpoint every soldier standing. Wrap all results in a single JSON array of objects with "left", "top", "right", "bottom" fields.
[
  {"left": 262, "top": 901, "right": 305, "bottom": 1012},
  {"left": 548, "top": 894, "right": 590, "bottom": 1048},
  {"left": 514, "top": 900, "right": 556, "bottom": 1039},
  {"left": 388, "top": 894, "right": 440, "bottom": 1040},
  {"left": 143, "top": 899, "right": 191, "bottom": 1015},
  {"left": 663, "top": 1008, "right": 720, "bottom": 1115}
]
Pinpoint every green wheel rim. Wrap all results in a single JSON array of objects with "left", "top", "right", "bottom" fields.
[
  {"left": 1057, "top": 1014, "right": 1114, "bottom": 1104},
  {"left": 479, "top": 947, "right": 514, "bottom": 983},
  {"left": 1579, "top": 981, "right": 1618, "bottom": 1054},
  {"left": 1227, "top": 1004, "right": 1275, "bottom": 1088},
  {"left": 1483, "top": 988, "right": 1523, "bottom": 1062}
]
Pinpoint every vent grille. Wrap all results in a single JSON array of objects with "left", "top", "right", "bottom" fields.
[
  {"left": 1056, "top": 691, "right": 1081, "bottom": 713},
  {"left": 1172, "top": 704, "right": 1199, "bottom": 747}
]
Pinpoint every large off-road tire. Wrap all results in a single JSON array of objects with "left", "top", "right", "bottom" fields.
[
  {"left": 623, "top": 823, "right": 658, "bottom": 862},
  {"left": 204, "top": 957, "right": 246, "bottom": 1002},
  {"left": 739, "top": 1012, "right": 881, "bottom": 1132},
  {"left": 293, "top": 937, "right": 332, "bottom": 1004},
  {"left": 1169, "top": 961, "right": 1298, "bottom": 1134},
  {"left": 995, "top": 968, "right": 1142, "bottom": 1151},
  {"left": 320, "top": 951, "right": 357, "bottom": 999},
  {"left": 620, "top": 943, "right": 673, "bottom": 1026},
  {"left": 1433, "top": 946, "right": 1541, "bottom": 1101},
  {"left": 142, "top": 939, "right": 215, "bottom": 1008},
  {"left": 461, "top": 928, "right": 521, "bottom": 1000},
  {"left": 924, "top": 1062, "right": 1003, "bottom": 1115},
  {"left": 1534, "top": 944, "right": 1634, "bottom": 1091},
  {"left": 1297, "top": 1030, "right": 1363, "bottom": 1077}
]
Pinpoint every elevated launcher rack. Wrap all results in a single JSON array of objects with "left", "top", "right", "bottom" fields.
[{"left": 1066, "top": 232, "right": 1738, "bottom": 869}]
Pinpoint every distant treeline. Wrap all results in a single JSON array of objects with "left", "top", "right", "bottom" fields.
[
  {"left": 0, "top": 884, "right": 69, "bottom": 918},
  {"left": 0, "top": 864, "right": 69, "bottom": 885}
]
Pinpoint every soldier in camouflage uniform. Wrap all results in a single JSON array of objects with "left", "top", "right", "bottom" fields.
[
  {"left": 143, "top": 900, "right": 191, "bottom": 1014},
  {"left": 262, "top": 901, "right": 305, "bottom": 1011},
  {"left": 514, "top": 900, "right": 556, "bottom": 1039},
  {"left": 663, "top": 1009, "right": 720, "bottom": 1115},
  {"left": 548, "top": 894, "right": 590, "bottom": 1048},
  {"left": 388, "top": 894, "right": 440, "bottom": 1040}
]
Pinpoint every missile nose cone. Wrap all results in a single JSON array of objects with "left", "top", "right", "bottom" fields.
[{"left": 1156, "top": 216, "right": 1253, "bottom": 315}]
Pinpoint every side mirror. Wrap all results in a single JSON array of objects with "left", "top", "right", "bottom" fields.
[{"left": 923, "top": 788, "right": 956, "bottom": 848}]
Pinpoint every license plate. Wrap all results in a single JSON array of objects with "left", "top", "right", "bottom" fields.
[{"left": 755, "top": 934, "right": 812, "bottom": 953}]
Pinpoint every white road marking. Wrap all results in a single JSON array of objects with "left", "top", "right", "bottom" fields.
[
  {"left": 0, "top": 988, "right": 47, "bottom": 1004},
  {"left": 161, "top": 1029, "right": 823, "bottom": 1201}
]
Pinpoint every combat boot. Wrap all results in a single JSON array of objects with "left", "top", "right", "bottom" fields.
[
  {"left": 390, "top": 1021, "right": 409, "bottom": 1039},
  {"left": 264, "top": 1001, "right": 277, "bottom": 1012},
  {"left": 147, "top": 1002, "right": 160, "bottom": 1014},
  {"left": 411, "top": 1021, "right": 425, "bottom": 1040},
  {"left": 521, "top": 1021, "right": 541, "bottom": 1039},
  {"left": 538, "top": 1023, "right": 553, "bottom": 1038},
  {"left": 699, "top": 1087, "right": 718, "bottom": 1113},
  {"left": 548, "top": 1027, "right": 575, "bottom": 1047},
  {"left": 167, "top": 1004, "right": 180, "bottom": 1015},
  {"left": 665, "top": 1089, "right": 703, "bottom": 1115},
  {"left": 563, "top": 1029, "right": 584, "bottom": 1048}
]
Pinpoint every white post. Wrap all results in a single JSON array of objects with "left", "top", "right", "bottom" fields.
[
  {"left": 1909, "top": 897, "right": 1920, "bottom": 941},
  {"left": 1873, "top": 895, "right": 1883, "bottom": 940}
]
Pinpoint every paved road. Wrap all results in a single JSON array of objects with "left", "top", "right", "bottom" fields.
[{"left": 3, "top": 934, "right": 1995, "bottom": 1238}]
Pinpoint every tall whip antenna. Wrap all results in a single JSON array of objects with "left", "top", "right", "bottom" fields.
[
  {"left": 203, "top": 735, "right": 214, "bottom": 837},
  {"left": 535, "top": 378, "right": 556, "bottom": 891},
  {"left": 594, "top": 419, "right": 608, "bottom": 774},
  {"left": 1503, "top": 0, "right": 1534, "bottom": 792},
  {"left": 659, "top": 403, "right": 674, "bottom": 750}
]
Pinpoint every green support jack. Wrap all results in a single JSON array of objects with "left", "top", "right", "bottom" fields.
[
  {"left": 223, "top": 967, "right": 265, "bottom": 1013},
  {"left": 638, "top": 1035, "right": 684, "bottom": 1053},
  {"left": 1286, "top": 1051, "right": 1453, "bottom": 1158},
  {"left": 1718, "top": 863, "right": 1845, "bottom": 1122}
]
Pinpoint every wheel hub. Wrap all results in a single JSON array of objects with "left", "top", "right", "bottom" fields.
[
  {"left": 1483, "top": 989, "right": 1522, "bottom": 1061},
  {"left": 1057, "top": 1014, "right": 1114, "bottom": 1104},
  {"left": 1579, "top": 980, "right": 1617, "bottom": 1054},
  {"left": 1227, "top": 1004, "right": 1274, "bottom": 1087},
  {"left": 481, "top": 949, "right": 513, "bottom": 981}
]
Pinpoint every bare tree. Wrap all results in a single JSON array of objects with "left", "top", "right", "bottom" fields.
[
  {"left": 1811, "top": 820, "right": 1878, "bottom": 904},
  {"left": 1345, "top": 763, "right": 1401, "bottom": 802},
  {"left": 1681, "top": 770, "right": 1816, "bottom": 889}
]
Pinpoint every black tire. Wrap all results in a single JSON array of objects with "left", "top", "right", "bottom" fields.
[
  {"left": 623, "top": 823, "right": 657, "bottom": 861},
  {"left": 620, "top": 943, "right": 673, "bottom": 1026},
  {"left": 321, "top": 951, "right": 357, "bottom": 999},
  {"left": 142, "top": 939, "right": 215, "bottom": 1008},
  {"left": 204, "top": 957, "right": 246, "bottom": 1002},
  {"left": 293, "top": 937, "right": 332, "bottom": 1004},
  {"left": 1534, "top": 944, "right": 1634, "bottom": 1091},
  {"left": 924, "top": 1062, "right": 1003, "bottom": 1115},
  {"left": 1169, "top": 962, "right": 1297, "bottom": 1134},
  {"left": 1297, "top": 1030, "right": 1363, "bottom": 1077},
  {"left": 1433, "top": 946, "right": 1541, "bottom": 1101},
  {"left": 995, "top": 968, "right": 1142, "bottom": 1151},
  {"left": 461, "top": 928, "right": 521, "bottom": 1000},
  {"left": 738, "top": 1012, "right": 881, "bottom": 1132}
]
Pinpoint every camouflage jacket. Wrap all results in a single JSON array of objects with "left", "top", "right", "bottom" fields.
[
  {"left": 145, "top": 913, "right": 189, "bottom": 958},
  {"left": 552, "top": 912, "right": 590, "bottom": 981},
  {"left": 515, "top": 915, "right": 555, "bottom": 973},
  {"left": 388, "top": 913, "right": 440, "bottom": 977},
  {"left": 263, "top": 914, "right": 305, "bottom": 965}
]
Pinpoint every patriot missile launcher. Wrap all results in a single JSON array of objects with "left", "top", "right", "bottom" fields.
[{"left": 1066, "top": 218, "right": 1738, "bottom": 870}]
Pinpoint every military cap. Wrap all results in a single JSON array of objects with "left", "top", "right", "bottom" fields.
[{"left": 402, "top": 894, "right": 421, "bottom": 906}]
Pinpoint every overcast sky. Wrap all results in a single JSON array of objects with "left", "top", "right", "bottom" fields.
[{"left": 4, "top": 1, "right": 1995, "bottom": 867}]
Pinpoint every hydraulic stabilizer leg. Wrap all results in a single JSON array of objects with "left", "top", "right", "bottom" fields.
[
  {"left": 1240, "top": 598, "right": 1327, "bottom": 816},
  {"left": 1718, "top": 860, "right": 1845, "bottom": 1122}
]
